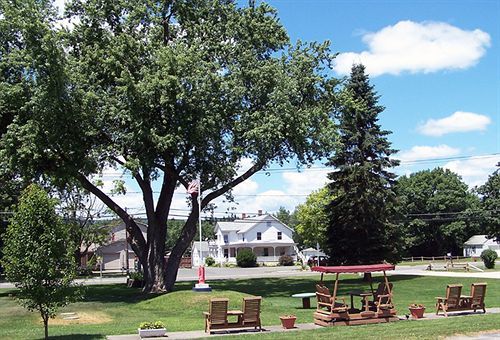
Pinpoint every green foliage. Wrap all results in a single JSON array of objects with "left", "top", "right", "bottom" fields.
[
  {"left": 273, "top": 207, "right": 296, "bottom": 228},
  {"left": 278, "top": 255, "right": 294, "bottom": 266},
  {"left": 325, "top": 64, "right": 402, "bottom": 265},
  {"left": 236, "top": 249, "right": 257, "bottom": 268},
  {"left": 294, "top": 187, "right": 330, "bottom": 249},
  {"left": 480, "top": 249, "right": 497, "bottom": 269},
  {"left": 205, "top": 256, "right": 215, "bottom": 266},
  {"left": 477, "top": 169, "right": 500, "bottom": 242},
  {"left": 139, "top": 321, "right": 165, "bottom": 329},
  {"left": 395, "top": 168, "right": 481, "bottom": 256},
  {"left": 0, "top": 0, "right": 339, "bottom": 292},
  {"left": 1, "top": 184, "right": 81, "bottom": 339},
  {"left": 129, "top": 271, "right": 144, "bottom": 281}
]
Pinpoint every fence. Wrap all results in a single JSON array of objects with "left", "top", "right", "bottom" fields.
[{"left": 402, "top": 255, "right": 472, "bottom": 262}]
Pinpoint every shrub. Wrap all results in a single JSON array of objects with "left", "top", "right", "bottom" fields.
[
  {"left": 236, "top": 249, "right": 257, "bottom": 267},
  {"left": 278, "top": 255, "right": 294, "bottom": 266},
  {"left": 139, "top": 321, "right": 165, "bottom": 329},
  {"left": 129, "top": 271, "right": 144, "bottom": 281},
  {"left": 480, "top": 249, "right": 498, "bottom": 269},
  {"left": 205, "top": 256, "right": 215, "bottom": 266}
]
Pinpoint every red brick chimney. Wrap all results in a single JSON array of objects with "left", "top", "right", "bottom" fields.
[
  {"left": 242, "top": 213, "right": 246, "bottom": 219},
  {"left": 258, "top": 210, "right": 262, "bottom": 216}
]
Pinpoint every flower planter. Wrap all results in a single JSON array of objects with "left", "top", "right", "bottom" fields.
[
  {"left": 409, "top": 306, "right": 425, "bottom": 319},
  {"left": 138, "top": 328, "right": 167, "bottom": 338},
  {"left": 279, "top": 315, "right": 297, "bottom": 329}
]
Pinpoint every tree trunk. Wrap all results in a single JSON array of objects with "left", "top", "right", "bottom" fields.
[
  {"left": 42, "top": 312, "right": 49, "bottom": 340},
  {"left": 164, "top": 213, "right": 199, "bottom": 292},
  {"left": 142, "top": 217, "right": 167, "bottom": 293}
]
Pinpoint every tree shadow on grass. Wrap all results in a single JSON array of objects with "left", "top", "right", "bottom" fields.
[
  {"left": 50, "top": 334, "right": 104, "bottom": 340},
  {"left": 205, "top": 275, "right": 420, "bottom": 298}
]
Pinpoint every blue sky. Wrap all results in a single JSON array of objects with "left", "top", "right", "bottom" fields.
[{"left": 71, "top": 1, "right": 499, "bottom": 219}]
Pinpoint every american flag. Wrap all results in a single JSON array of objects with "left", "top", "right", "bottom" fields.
[{"left": 187, "top": 179, "right": 200, "bottom": 195}]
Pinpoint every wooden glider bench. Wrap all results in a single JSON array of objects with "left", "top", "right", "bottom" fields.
[
  {"left": 204, "top": 297, "right": 262, "bottom": 333},
  {"left": 436, "top": 283, "right": 487, "bottom": 316}
]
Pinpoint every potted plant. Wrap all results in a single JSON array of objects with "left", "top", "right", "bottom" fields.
[
  {"left": 408, "top": 303, "right": 426, "bottom": 319},
  {"left": 138, "top": 321, "right": 166, "bottom": 338},
  {"left": 279, "top": 315, "right": 297, "bottom": 329}
]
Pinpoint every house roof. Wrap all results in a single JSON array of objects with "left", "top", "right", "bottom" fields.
[
  {"left": 216, "top": 214, "right": 294, "bottom": 234},
  {"left": 464, "top": 235, "right": 499, "bottom": 246},
  {"left": 192, "top": 241, "right": 213, "bottom": 251}
]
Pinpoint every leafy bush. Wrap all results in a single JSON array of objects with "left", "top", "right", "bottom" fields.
[
  {"left": 205, "top": 256, "right": 215, "bottom": 266},
  {"left": 278, "top": 255, "right": 294, "bottom": 266},
  {"left": 480, "top": 249, "right": 498, "bottom": 269},
  {"left": 129, "top": 271, "right": 144, "bottom": 281},
  {"left": 139, "top": 321, "right": 165, "bottom": 329},
  {"left": 236, "top": 249, "right": 257, "bottom": 268}
]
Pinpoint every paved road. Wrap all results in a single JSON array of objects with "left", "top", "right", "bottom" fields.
[{"left": 1, "top": 265, "right": 499, "bottom": 289}]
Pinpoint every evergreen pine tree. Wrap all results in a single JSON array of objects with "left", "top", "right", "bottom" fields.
[{"left": 325, "top": 64, "right": 401, "bottom": 265}]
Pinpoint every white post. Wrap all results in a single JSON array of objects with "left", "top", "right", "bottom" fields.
[{"left": 198, "top": 178, "right": 202, "bottom": 266}]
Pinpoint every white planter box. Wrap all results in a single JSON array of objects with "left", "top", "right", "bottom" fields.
[{"left": 138, "top": 328, "right": 167, "bottom": 338}]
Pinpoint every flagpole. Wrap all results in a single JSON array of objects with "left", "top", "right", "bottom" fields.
[{"left": 198, "top": 175, "right": 202, "bottom": 267}]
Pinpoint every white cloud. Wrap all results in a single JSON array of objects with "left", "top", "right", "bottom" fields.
[
  {"left": 333, "top": 20, "right": 491, "bottom": 77},
  {"left": 397, "top": 145, "right": 460, "bottom": 162},
  {"left": 282, "top": 170, "right": 330, "bottom": 195},
  {"left": 417, "top": 111, "right": 491, "bottom": 136},
  {"left": 444, "top": 156, "right": 499, "bottom": 187}
]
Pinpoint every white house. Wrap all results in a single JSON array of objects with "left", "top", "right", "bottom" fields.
[
  {"left": 463, "top": 235, "right": 500, "bottom": 257},
  {"left": 213, "top": 213, "right": 298, "bottom": 264},
  {"left": 92, "top": 221, "right": 148, "bottom": 270},
  {"left": 191, "top": 241, "right": 219, "bottom": 267}
]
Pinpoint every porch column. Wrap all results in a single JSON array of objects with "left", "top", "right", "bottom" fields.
[{"left": 273, "top": 246, "right": 276, "bottom": 262}]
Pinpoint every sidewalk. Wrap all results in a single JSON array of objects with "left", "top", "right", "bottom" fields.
[{"left": 107, "top": 308, "right": 500, "bottom": 340}]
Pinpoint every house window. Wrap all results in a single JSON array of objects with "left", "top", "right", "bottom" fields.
[
  {"left": 266, "top": 221, "right": 271, "bottom": 228},
  {"left": 223, "top": 235, "right": 228, "bottom": 243},
  {"left": 257, "top": 232, "right": 262, "bottom": 240},
  {"left": 263, "top": 248, "right": 269, "bottom": 256},
  {"left": 277, "top": 232, "right": 282, "bottom": 240},
  {"left": 224, "top": 249, "right": 229, "bottom": 258}
]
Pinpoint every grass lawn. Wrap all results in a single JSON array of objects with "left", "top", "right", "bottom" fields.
[{"left": 0, "top": 275, "right": 499, "bottom": 339}]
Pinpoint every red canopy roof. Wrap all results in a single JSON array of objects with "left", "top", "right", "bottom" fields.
[{"left": 311, "top": 263, "right": 395, "bottom": 273}]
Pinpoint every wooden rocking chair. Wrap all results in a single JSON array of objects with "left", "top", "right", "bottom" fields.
[
  {"left": 241, "top": 296, "right": 262, "bottom": 330},
  {"left": 436, "top": 284, "right": 462, "bottom": 317},
  {"left": 203, "top": 298, "right": 229, "bottom": 333}
]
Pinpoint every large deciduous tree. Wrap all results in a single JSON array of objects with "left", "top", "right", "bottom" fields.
[
  {"left": 476, "top": 166, "right": 500, "bottom": 242},
  {"left": 294, "top": 187, "right": 330, "bottom": 250},
  {"left": 0, "top": 0, "right": 338, "bottom": 292},
  {"left": 395, "top": 168, "right": 481, "bottom": 256},
  {"left": 325, "top": 64, "right": 401, "bottom": 265},
  {"left": 2, "top": 184, "right": 80, "bottom": 340}
]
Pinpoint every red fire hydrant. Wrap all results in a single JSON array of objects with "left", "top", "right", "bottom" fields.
[{"left": 198, "top": 265, "right": 206, "bottom": 284}]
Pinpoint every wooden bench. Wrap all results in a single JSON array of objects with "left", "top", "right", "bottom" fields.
[
  {"left": 204, "top": 297, "right": 262, "bottom": 333},
  {"left": 436, "top": 283, "right": 487, "bottom": 316}
]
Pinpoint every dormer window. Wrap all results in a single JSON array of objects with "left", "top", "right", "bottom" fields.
[
  {"left": 277, "top": 231, "right": 282, "bottom": 240},
  {"left": 257, "top": 232, "right": 262, "bottom": 240},
  {"left": 223, "top": 235, "right": 228, "bottom": 243},
  {"left": 266, "top": 221, "right": 271, "bottom": 228}
]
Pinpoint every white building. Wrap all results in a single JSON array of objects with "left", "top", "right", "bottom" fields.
[
  {"left": 463, "top": 235, "right": 500, "bottom": 257},
  {"left": 213, "top": 213, "right": 298, "bottom": 264},
  {"left": 191, "top": 241, "right": 219, "bottom": 267}
]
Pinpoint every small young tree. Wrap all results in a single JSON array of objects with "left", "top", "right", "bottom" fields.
[{"left": 2, "top": 184, "right": 80, "bottom": 340}]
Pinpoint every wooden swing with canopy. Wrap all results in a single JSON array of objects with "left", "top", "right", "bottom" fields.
[{"left": 311, "top": 263, "right": 399, "bottom": 326}]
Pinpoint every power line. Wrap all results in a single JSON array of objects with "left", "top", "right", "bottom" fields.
[{"left": 90, "top": 152, "right": 500, "bottom": 177}]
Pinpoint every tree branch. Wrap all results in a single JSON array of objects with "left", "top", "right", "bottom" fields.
[
  {"left": 201, "top": 161, "right": 264, "bottom": 207},
  {"left": 76, "top": 174, "right": 146, "bottom": 253}
]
